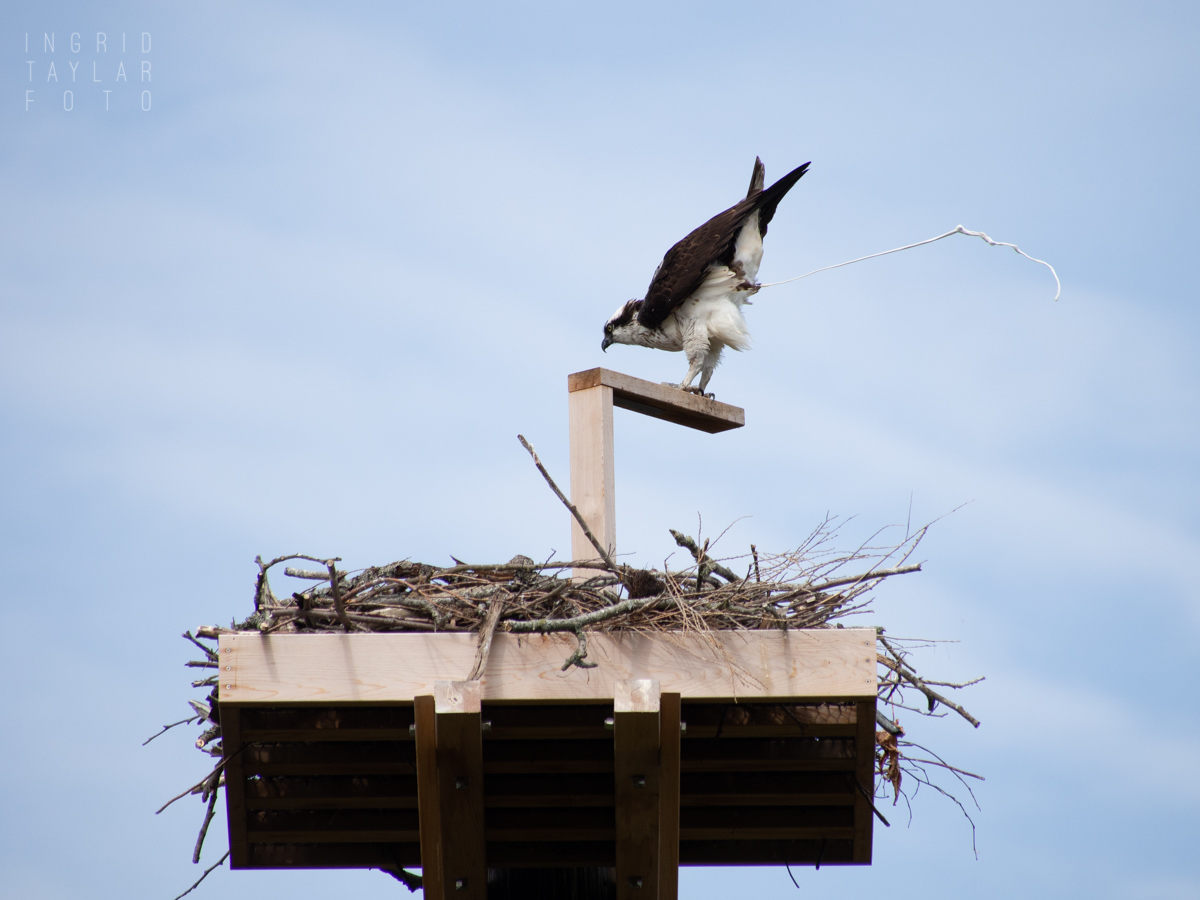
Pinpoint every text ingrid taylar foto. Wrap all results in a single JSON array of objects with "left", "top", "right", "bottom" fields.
[{"left": 23, "top": 31, "right": 154, "bottom": 112}]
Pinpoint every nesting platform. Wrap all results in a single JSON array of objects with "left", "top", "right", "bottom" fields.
[{"left": 218, "top": 629, "right": 878, "bottom": 899}]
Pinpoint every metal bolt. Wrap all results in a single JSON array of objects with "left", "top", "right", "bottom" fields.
[
  {"left": 224, "top": 684, "right": 232, "bottom": 690},
  {"left": 456, "top": 776, "right": 469, "bottom": 790},
  {"left": 604, "top": 717, "right": 615, "bottom": 730},
  {"left": 225, "top": 666, "right": 232, "bottom": 671},
  {"left": 482, "top": 720, "right": 492, "bottom": 732},
  {"left": 628, "top": 876, "right": 643, "bottom": 889},
  {"left": 455, "top": 878, "right": 468, "bottom": 890},
  {"left": 680, "top": 721, "right": 687, "bottom": 734},
  {"left": 408, "top": 723, "right": 416, "bottom": 737},
  {"left": 633, "top": 775, "right": 646, "bottom": 788}
]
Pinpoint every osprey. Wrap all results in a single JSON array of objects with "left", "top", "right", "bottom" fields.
[{"left": 601, "top": 158, "right": 810, "bottom": 395}]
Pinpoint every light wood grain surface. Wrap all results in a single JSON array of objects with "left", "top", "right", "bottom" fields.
[
  {"left": 568, "top": 367, "right": 744, "bottom": 433},
  {"left": 568, "top": 380, "right": 616, "bottom": 574},
  {"left": 217, "top": 629, "right": 876, "bottom": 704}
]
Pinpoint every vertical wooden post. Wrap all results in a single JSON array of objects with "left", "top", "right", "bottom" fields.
[
  {"left": 853, "top": 697, "right": 877, "bottom": 863},
  {"left": 414, "top": 694, "right": 445, "bottom": 900},
  {"left": 614, "top": 680, "right": 661, "bottom": 900},
  {"left": 219, "top": 705, "right": 249, "bottom": 868},
  {"left": 658, "top": 693, "right": 681, "bottom": 900},
  {"left": 568, "top": 382, "right": 616, "bottom": 578},
  {"left": 434, "top": 681, "right": 487, "bottom": 898}
]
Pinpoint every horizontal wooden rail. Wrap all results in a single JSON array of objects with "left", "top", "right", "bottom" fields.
[{"left": 217, "top": 629, "right": 876, "bottom": 704}]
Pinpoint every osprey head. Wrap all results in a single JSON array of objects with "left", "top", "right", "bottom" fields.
[{"left": 601, "top": 299, "right": 645, "bottom": 351}]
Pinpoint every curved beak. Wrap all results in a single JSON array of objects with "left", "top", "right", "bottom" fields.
[{"left": 601, "top": 335, "right": 612, "bottom": 352}]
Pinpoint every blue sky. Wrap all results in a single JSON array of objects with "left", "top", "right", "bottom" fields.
[{"left": 2, "top": 2, "right": 1197, "bottom": 897}]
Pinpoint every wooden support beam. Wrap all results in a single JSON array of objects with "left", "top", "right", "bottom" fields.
[
  {"left": 852, "top": 697, "right": 877, "bottom": 863},
  {"left": 659, "top": 692, "right": 681, "bottom": 900},
  {"left": 568, "top": 378, "right": 616, "bottom": 579},
  {"left": 569, "top": 368, "right": 745, "bottom": 434},
  {"left": 414, "top": 694, "right": 444, "bottom": 900},
  {"left": 614, "top": 680, "right": 661, "bottom": 900},
  {"left": 219, "top": 705, "right": 250, "bottom": 868},
  {"left": 217, "top": 629, "right": 877, "bottom": 704},
  {"left": 434, "top": 681, "right": 486, "bottom": 898}
]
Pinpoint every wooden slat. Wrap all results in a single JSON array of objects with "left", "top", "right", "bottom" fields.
[
  {"left": 682, "top": 737, "right": 856, "bottom": 762},
  {"left": 219, "top": 705, "right": 250, "bottom": 868},
  {"left": 247, "top": 763, "right": 416, "bottom": 776},
  {"left": 413, "top": 695, "right": 443, "bottom": 900},
  {"left": 853, "top": 697, "right": 876, "bottom": 863},
  {"left": 678, "top": 839, "right": 855, "bottom": 866},
  {"left": 659, "top": 692, "right": 681, "bottom": 900},
  {"left": 681, "top": 805, "right": 853, "bottom": 831},
  {"left": 249, "top": 842, "right": 422, "bottom": 868},
  {"left": 217, "top": 629, "right": 877, "bottom": 704},
  {"left": 679, "top": 770, "right": 854, "bottom": 795},
  {"left": 248, "top": 830, "right": 421, "bottom": 843},
  {"left": 568, "top": 368, "right": 745, "bottom": 434},
  {"left": 239, "top": 706, "right": 414, "bottom": 730},
  {"left": 568, "top": 381, "right": 617, "bottom": 578},
  {"left": 680, "top": 827, "right": 856, "bottom": 841},
  {"left": 615, "top": 680, "right": 660, "bottom": 900},
  {"left": 680, "top": 794, "right": 854, "bottom": 807},
  {"left": 435, "top": 682, "right": 486, "bottom": 899},
  {"left": 680, "top": 702, "right": 857, "bottom": 728},
  {"left": 681, "top": 759, "right": 857, "bottom": 773},
  {"left": 680, "top": 725, "right": 856, "bottom": 739},
  {"left": 242, "top": 729, "right": 412, "bottom": 742},
  {"left": 247, "top": 797, "right": 419, "bottom": 810}
]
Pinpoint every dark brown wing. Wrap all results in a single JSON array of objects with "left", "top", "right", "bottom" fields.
[{"left": 637, "top": 161, "right": 810, "bottom": 330}]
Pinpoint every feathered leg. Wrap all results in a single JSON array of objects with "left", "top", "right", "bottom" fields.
[
  {"left": 697, "top": 342, "right": 724, "bottom": 396},
  {"left": 676, "top": 323, "right": 710, "bottom": 392},
  {"left": 678, "top": 353, "right": 704, "bottom": 391},
  {"left": 673, "top": 332, "right": 723, "bottom": 397}
]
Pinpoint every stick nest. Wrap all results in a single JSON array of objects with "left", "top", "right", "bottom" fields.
[{"left": 154, "top": 438, "right": 985, "bottom": 897}]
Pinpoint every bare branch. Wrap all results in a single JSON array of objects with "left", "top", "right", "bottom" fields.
[{"left": 172, "top": 851, "right": 230, "bottom": 900}]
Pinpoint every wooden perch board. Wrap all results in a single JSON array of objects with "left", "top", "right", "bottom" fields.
[
  {"left": 217, "top": 629, "right": 876, "bottom": 705},
  {"left": 568, "top": 368, "right": 745, "bottom": 434}
]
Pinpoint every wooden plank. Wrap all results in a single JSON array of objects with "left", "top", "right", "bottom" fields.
[
  {"left": 414, "top": 695, "right": 444, "bottom": 900},
  {"left": 568, "top": 381, "right": 616, "bottom": 578},
  {"left": 435, "top": 682, "right": 486, "bottom": 899},
  {"left": 217, "top": 629, "right": 877, "bottom": 704},
  {"left": 681, "top": 759, "right": 857, "bottom": 773},
  {"left": 680, "top": 770, "right": 855, "bottom": 797},
  {"left": 675, "top": 724, "right": 856, "bottom": 739},
  {"left": 853, "top": 697, "right": 877, "bottom": 863},
  {"left": 659, "top": 692, "right": 681, "bottom": 900},
  {"left": 219, "top": 705, "right": 250, "bottom": 868},
  {"left": 248, "top": 842, "right": 422, "bottom": 869},
  {"left": 678, "top": 839, "right": 855, "bottom": 866},
  {"left": 248, "top": 830, "right": 421, "bottom": 843},
  {"left": 679, "top": 794, "right": 855, "bottom": 807},
  {"left": 615, "top": 680, "right": 660, "bottom": 900},
  {"left": 680, "top": 827, "right": 856, "bottom": 841},
  {"left": 242, "top": 729, "right": 412, "bottom": 742},
  {"left": 247, "top": 797, "right": 420, "bottom": 810},
  {"left": 568, "top": 368, "right": 745, "bottom": 434}
]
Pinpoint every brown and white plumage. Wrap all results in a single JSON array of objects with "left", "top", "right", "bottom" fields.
[{"left": 601, "top": 158, "right": 811, "bottom": 394}]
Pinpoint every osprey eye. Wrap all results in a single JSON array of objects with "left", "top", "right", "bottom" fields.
[{"left": 605, "top": 324, "right": 612, "bottom": 333}]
